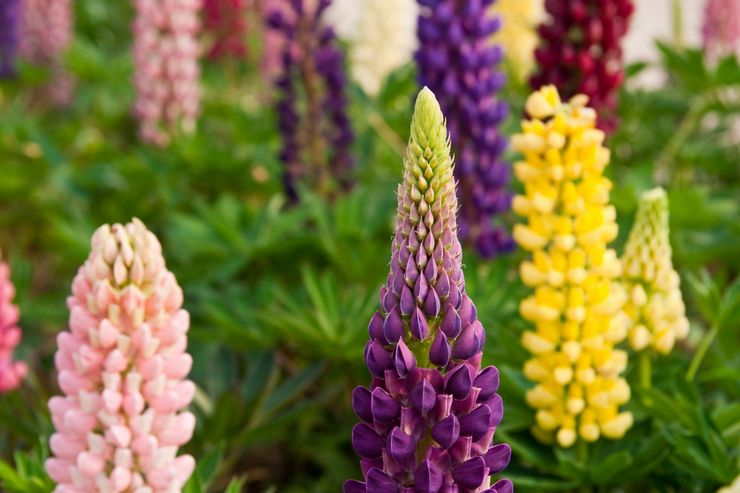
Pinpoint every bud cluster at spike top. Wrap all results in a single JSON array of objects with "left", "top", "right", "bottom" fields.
[
  {"left": 46, "top": 219, "right": 196, "bottom": 492},
  {"left": 511, "top": 86, "right": 632, "bottom": 448},
  {"left": 531, "top": 0, "right": 635, "bottom": 134},
  {"left": 0, "top": 253, "right": 27, "bottom": 393},
  {"left": 203, "top": 0, "right": 247, "bottom": 60},
  {"left": 0, "top": 0, "right": 21, "bottom": 78},
  {"left": 267, "top": 0, "right": 354, "bottom": 202},
  {"left": 621, "top": 188, "right": 689, "bottom": 354},
  {"left": 415, "top": 0, "right": 513, "bottom": 259},
  {"left": 345, "top": 88, "right": 512, "bottom": 493},
  {"left": 133, "top": 0, "right": 202, "bottom": 147}
]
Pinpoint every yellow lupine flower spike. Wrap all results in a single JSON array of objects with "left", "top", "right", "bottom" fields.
[
  {"left": 490, "top": 0, "right": 543, "bottom": 83},
  {"left": 513, "top": 86, "right": 633, "bottom": 448},
  {"left": 622, "top": 187, "right": 689, "bottom": 354}
]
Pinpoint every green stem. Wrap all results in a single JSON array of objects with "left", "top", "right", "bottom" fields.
[
  {"left": 578, "top": 440, "right": 590, "bottom": 493},
  {"left": 671, "top": 0, "right": 684, "bottom": 48},
  {"left": 654, "top": 96, "right": 705, "bottom": 186},
  {"left": 639, "top": 351, "right": 652, "bottom": 390},
  {"left": 686, "top": 324, "right": 720, "bottom": 382}
]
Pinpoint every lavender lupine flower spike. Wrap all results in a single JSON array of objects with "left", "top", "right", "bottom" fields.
[
  {"left": 345, "top": 88, "right": 512, "bottom": 493},
  {"left": 416, "top": 0, "right": 513, "bottom": 259},
  {"left": 0, "top": 0, "right": 22, "bottom": 78},
  {"left": 267, "top": 0, "right": 354, "bottom": 202}
]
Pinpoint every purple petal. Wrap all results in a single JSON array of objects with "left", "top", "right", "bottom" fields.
[
  {"left": 432, "top": 414, "right": 460, "bottom": 449},
  {"left": 424, "top": 289, "right": 441, "bottom": 318},
  {"left": 352, "top": 423, "right": 384, "bottom": 459},
  {"left": 452, "top": 323, "right": 480, "bottom": 360},
  {"left": 439, "top": 307, "right": 462, "bottom": 338},
  {"left": 384, "top": 307, "right": 404, "bottom": 343},
  {"left": 410, "top": 307, "right": 430, "bottom": 341},
  {"left": 474, "top": 366, "right": 500, "bottom": 402},
  {"left": 352, "top": 386, "right": 373, "bottom": 423},
  {"left": 366, "top": 341, "right": 393, "bottom": 378},
  {"left": 343, "top": 480, "right": 366, "bottom": 493},
  {"left": 435, "top": 271, "right": 450, "bottom": 300},
  {"left": 452, "top": 456, "right": 488, "bottom": 490},
  {"left": 400, "top": 285, "right": 415, "bottom": 316},
  {"left": 444, "top": 363, "right": 473, "bottom": 400},
  {"left": 395, "top": 339, "right": 417, "bottom": 378},
  {"left": 483, "top": 443, "right": 511, "bottom": 474},
  {"left": 371, "top": 387, "right": 400, "bottom": 424},
  {"left": 366, "top": 468, "right": 399, "bottom": 493},
  {"left": 429, "top": 330, "right": 451, "bottom": 367},
  {"left": 414, "top": 460, "right": 443, "bottom": 493},
  {"left": 491, "top": 478, "right": 513, "bottom": 493},
  {"left": 388, "top": 426, "right": 416, "bottom": 463},
  {"left": 368, "top": 312, "right": 386, "bottom": 343},
  {"left": 410, "top": 379, "right": 437, "bottom": 416},
  {"left": 459, "top": 404, "right": 492, "bottom": 441}
]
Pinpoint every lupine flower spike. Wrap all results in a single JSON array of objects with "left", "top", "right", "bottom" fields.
[
  {"left": 416, "top": 0, "right": 513, "bottom": 258},
  {"left": 203, "top": 0, "right": 247, "bottom": 60},
  {"left": 512, "top": 86, "right": 632, "bottom": 448},
  {"left": 491, "top": 0, "right": 542, "bottom": 84},
  {"left": 0, "top": 252, "right": 27, "bottom": 392},
  {"left": 327, "top": 0, "right": 418, "bottom": 97},
  {"left": 531, "top": 0, "right": 634, "bottom": 134},
  {"left": 46, "top": 219, "right": 196, "bottom": 492},
  {"left": 20, "top": 0, "right": 75, "bottom": 105},
  {"left": 267, "top": 0, "right": 354, "bottom": 202},
  {"left": 133, "top": 0, "right": 202, "bottom": 146},
  {"left": 621, "top": 188, "right": 689, "bottom": 354},
  {"left": 345, "top": 88, "right": 512, "bottom": 493},
  {"left": 702, "top": 0, "right": 740, "bottom": 62},
  {"left": 0, "top": 0, "right": 22, "bottom": 78}
]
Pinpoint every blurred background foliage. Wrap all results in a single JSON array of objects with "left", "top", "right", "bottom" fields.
[{"left": 0, "top": 2, "right": 738, "bottom": 492}]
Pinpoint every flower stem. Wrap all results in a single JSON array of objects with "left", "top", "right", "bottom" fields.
[
  {"left": 686, "top": 324, "right": 720, "bottom": 382},
  {"left": 578, "top": 440, "right": 591, "bottom": 493},
  {"left": 639, "top": 351, "right": 652, "bottom": 390}
]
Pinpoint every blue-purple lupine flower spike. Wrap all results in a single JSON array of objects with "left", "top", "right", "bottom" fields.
[
  {"left": 266, "top": 0, "right": 354, "bottom": 202},
  {"left": 345, "top": 88, "right": 512, "bottom": 493},
  {"left": 415, "top": 0, "right": 514, "bottom": 258},
  {"left": 0, "top": 0, "right": 21, "bottom": 78}
]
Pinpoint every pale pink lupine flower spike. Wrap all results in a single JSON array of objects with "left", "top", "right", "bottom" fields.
[
  {"left": 0, "top": 251, "right": 27, "bottom": 393},
  {"left": 133, "top": 0, "right": 203, "bottom": 146},
  {"left": 46, "top": 219, "right": 196, "bottom": 493}
]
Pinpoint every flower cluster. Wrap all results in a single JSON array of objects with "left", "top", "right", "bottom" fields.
[
  {"left": 267, "top": 0, "right": 354, "bottom": 202},
  {"left": 702, "top": 0, "right": 740, "bottom": 62},
  {"left": 0, "top": 0, "right": 21, "bottom": 78},
  {"left": 491, "top": 0, "right": 542, "bottom": 83},
  {"left": 203, "top": 0, "right": 247, "bottom": 60},
  {"left": 530, "top": 0, "right": 635, "bottom": 134},
  {"left": 326, "top": 0, "right": 418, "bottom": 97},
  {"left": 46, "top": 219, "right": 196, "bottom": 492},
  {"left": 0, "top": 254, "right": 27, "bottom": 393},
  {"left": 345, "top": 88, "right": 512, "bottom": 493},
  {"left": 416, "top": 0, "right": 512, "bottom": 258},
  {"left": 512, "top": 86, "right": 632, "bottom": 448},
  {"left": 133, "top": 0, "right": 202, "bottom": 147},
  {"left": 20, "top": 0, "right": 74, "bottom": 105},
  {"left": 621, "top": 188, "right": 689, "bottom": 354}
]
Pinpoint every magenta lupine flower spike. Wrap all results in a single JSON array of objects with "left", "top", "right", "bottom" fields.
[
  {"left": 0, "top": 252, "right": 27, "bottom": 393},
  {"left": 345, "top": 88, "right": 512, "bottom": 493},
  {"left": 203, "top": 0, "right": 247, "bottom": 60},
  {"left": 133, "top": 0, "right": 202, "bottom": 147},
  {"left": 20, "top": 0, "right": 75, "bottom": 105},
  {"left": 46, "top": 219, "right": 196, "bottom": 492},
  {"left": 702, "top": 0, "right": 740, "bottom": 62},
  {"left": 531, "top": 0, "right": 634, "bottom": 133},
  {"left": 416, "top": 0, "right": 513, "bottom": 259}
]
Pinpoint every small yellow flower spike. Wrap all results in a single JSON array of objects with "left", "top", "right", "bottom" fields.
[
  {"left": 621, "top": 188, "right": 689, "bottom": 354},
  {"left": 490, "top": 0, "right": 542, "bottom": 83},
  {"left": 513, "top": 86, "right": 633, "bottom": 448}
]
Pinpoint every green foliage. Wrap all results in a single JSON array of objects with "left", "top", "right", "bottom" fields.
[{"left": 0, "top": 2, "right": 738, "bottom": 492}]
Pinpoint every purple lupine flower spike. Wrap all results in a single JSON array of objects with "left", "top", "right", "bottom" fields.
[
  {"left": 416, "top": 0, "right": 513, "bottom": 259},
  {"left": 267, "top": 0, "right": 354, "bottom": 202},
  {"left": 345, "top": 88, "right": 512, "bottom": 493},
  {"left": 0, "top": 0, "right": 22, "bottom": 78}
]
